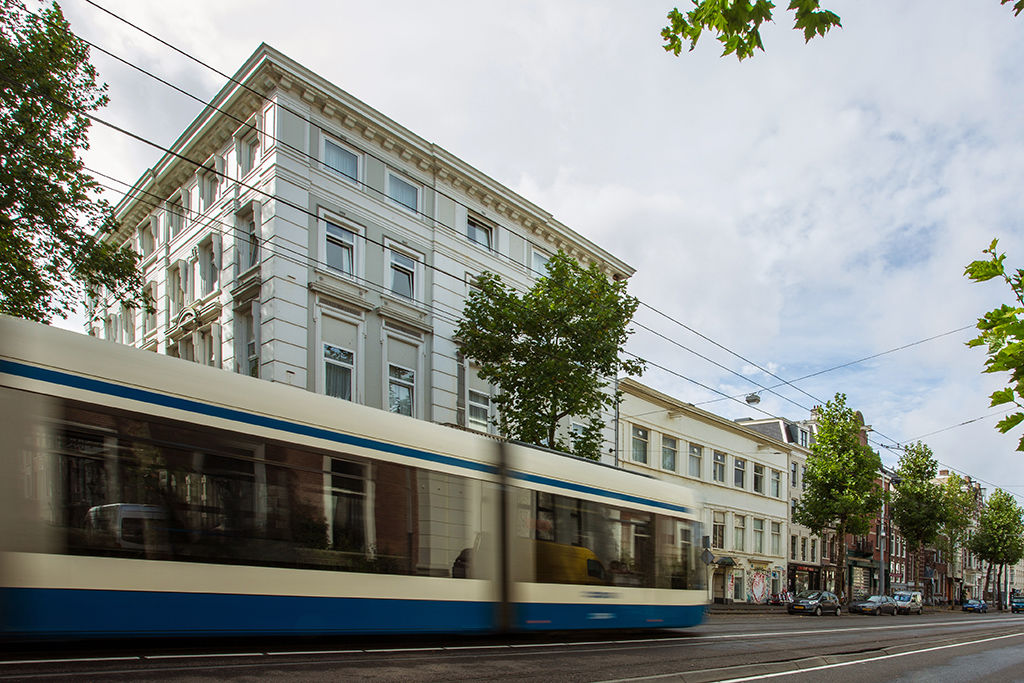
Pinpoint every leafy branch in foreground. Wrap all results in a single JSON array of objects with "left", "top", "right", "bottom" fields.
[{"left": 964, "top": 239, "right": 1024, "bottom": 451}]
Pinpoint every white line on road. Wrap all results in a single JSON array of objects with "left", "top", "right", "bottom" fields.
[{"left": 596, "top": 631, "right": 1024, "bottom": 683}]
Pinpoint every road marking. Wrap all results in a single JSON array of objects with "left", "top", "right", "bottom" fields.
[
  {"left": 596, "top": 630, "right": 1024, "bottom": 682},
  {"left": 266, "top": 650, "right": 364, "bottom": 656},
  {"left": 143, "top": 653, "right": 264, "bottom": 660},
  {"left": 0, "top": 656, "right": 140, "bottom": 665}
]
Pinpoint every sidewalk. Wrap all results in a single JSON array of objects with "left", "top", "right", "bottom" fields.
[{"left": 706, "top": 602, "right": 788, "bottom": 615}]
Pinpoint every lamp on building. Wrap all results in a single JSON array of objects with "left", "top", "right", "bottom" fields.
[{"left": 745, "top": 393, "right": 761, "bottom": 405}]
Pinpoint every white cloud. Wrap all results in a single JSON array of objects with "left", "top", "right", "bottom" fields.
[{"left": 56, "top": 0, "right": 1024, "bottom": 495}]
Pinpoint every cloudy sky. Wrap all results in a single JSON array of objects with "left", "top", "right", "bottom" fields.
[{"left": 59, "top": 0, "right": 1024, "bottom": 497}]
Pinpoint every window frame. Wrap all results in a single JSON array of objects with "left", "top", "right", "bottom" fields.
[
  {"left": 734, "top": 457, "right": 746, "bottom": 489},
  {"left": 386, "top": 170, "right": 420, "bottom": 213},
  {"left": 630, "top": 425, "right": 649, "bottom": 464},
  {"left": 661, "top": 435, "right": 678, "bottom": 472},
  {"left": 321, "top": 135, "right": 361, "bottom": 184},
  {"left": 688, "top": 443, "right": 703, "bottom": 478},
  {"left": 387, "top": 363, "right": 416, "bottom": 417},
  {"left": 384, "top": 240, "right": 423, "bottom": 302},
  {"left": 466, "top": 214, "right": 494, "bottom": 251},
  {"left": 712, "top": 451, "right": 726, "bottom": 483}
]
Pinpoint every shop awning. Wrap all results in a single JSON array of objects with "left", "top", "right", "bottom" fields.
[{"left": 715, "top": 556, "right": 736, "bottom": 566}]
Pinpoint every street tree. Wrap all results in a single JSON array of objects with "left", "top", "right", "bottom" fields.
[
  {"left": 794, "top": 392, "right": 883, "bottom": 601},
  {"left": 965, "top": 239, "right": 1024, "bottom": 452},
  {"left": 969, "top": 488, "right": 1024, "bottom": 608},
  {"left": 454, "top": 252, "right": 644, "bottom": 461},
  {"left": 890, "top": 442, "right": 944, "bottom": 602},
  {"left": 662, "top": 1, "right": 1024, "bottom": 62},
  {"left": 0, "top": 0, "right": 146, "bottom": 323},
  {"left": 936, "top": 472, "right": 978, "bottom": 605}
]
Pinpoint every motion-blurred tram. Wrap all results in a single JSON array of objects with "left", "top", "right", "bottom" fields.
[{"left": 0, "top": 317, "right": 705, "bottom": 638}]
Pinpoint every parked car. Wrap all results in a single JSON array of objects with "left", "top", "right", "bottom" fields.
[
  {"left": 1011, "top": 596, "right": 1024, "bottom": 614},
  {"left": 787, "top": 590, "right": 842, "bottom": 616},
  {"left": 963, "top": 599, "right": 988, "bottom": 613},
  {"left": 893, "top": 590, "right": 923, "bottom": 615},
  {"left": 848, "top": 595, "right": 898, "bottom": 615}
]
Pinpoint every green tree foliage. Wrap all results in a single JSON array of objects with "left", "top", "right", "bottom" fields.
[
  {"left": 969, "top": 489, "right": 1024, "bottom": 606},
  {"left": 454, "top": 252, "right": 644, "bottom": 460},
  {"left": 936, "top": 472, "right": 976, "bottom": 568},
  {"left": 964, "top": 239, "right": 1024, "bottom": 451},
  {"left": 891, "top": 442, "right": 943, "bottom": 553},
  {"left": 662, "top": 1, "right": 1024, "bottom": 61},
  {"left": 793, "top": 392, "right": 883, "bottom": 600},
  {"left": 0, "top": 0, "right": 146, "bottom": 323},
  {"left": 890, "top": 442, "right": 944, "bottom": 602}
]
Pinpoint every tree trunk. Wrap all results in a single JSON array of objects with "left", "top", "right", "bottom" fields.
[
  {"left": 984, "top": 562, "right": 993, "bottom": 602},
  {"left": 835, "top": 523, "right": 847, "bottom": 602},
  {"left": 997, "top": 564, "right": 1005, "bottom": 610}
]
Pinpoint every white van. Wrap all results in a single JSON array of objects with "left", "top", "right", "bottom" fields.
[{"left": 893, "top": 590, "right": 923, "bottom": 615}]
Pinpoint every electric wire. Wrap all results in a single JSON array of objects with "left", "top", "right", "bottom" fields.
[{"left": 71, "top": 0, "right": 1011, "bottom": 461}]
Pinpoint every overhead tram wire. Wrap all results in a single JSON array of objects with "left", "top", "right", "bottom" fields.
[
  {"left": 693, "top": 324, "right": 978, "bottom": 407},
  {"left": 75, "top": 1, "right": 971, "bottom": 444},
  {"left": 87, "top": 167, "right": 628, "bottom": 425},
  {"left": 72, "top": 3, "right": 841, "bottom": 401}
]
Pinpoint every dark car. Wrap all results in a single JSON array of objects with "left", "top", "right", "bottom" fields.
[
  {"left": 848, "top": 595, "right": 897, "bottom": 615},
  {"left": 963, "top": 599, "right": 988, "bottom": 613},
  {"left": 787, "top": 590, "right": 842, "bottom": 616},
  {"left": 1011, "top": 596, "right": 1024, "bottom": 614}
]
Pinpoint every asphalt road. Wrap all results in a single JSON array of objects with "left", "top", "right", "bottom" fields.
[{"left": 2, "top": 610, "right": 1022, "bottom": 681}]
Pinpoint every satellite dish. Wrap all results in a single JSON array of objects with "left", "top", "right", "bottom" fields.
[{"left": 745, "top": 393, "right": 761, "bottom": 405}]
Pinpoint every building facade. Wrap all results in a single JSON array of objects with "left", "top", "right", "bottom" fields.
[
  {"left": 618, "top": 379, "right": 790, "bottom": 604},
  {"left": 90, "top": 44, "right": 632, "bottom": 458}
]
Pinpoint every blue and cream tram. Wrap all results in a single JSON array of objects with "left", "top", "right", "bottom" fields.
[{"left": 0, "top": 317, "right": 705, "bottom": 638}]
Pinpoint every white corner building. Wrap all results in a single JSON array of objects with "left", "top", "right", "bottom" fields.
[{"left": 90, "top": 44, "right": 632, "bottom": 455}]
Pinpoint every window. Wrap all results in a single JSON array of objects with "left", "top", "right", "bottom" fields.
[
  {"left": 200, "top": 164, "right": 220, "bottom": 211},
  {"left": 531, "top": 249, "right": 550, "bottom": 278},
  {"left": 199, "top": 239, "right": 218, "bottom": 296},
  {"left": 196, "top": 326, "right": 217, "bottom": 367},
  {"left": 238, "top": 133, "right": 259, "bottom": 177},
  {"left": 467, "top": 216, "right": 492, "bottom": 250},
  {"left": 326, "top": 221, "right": 355, "bottom": 275},
  {"left": 167, "top": 197, "right": 183, "bottom": 239},
  {"left": 712, "top": 511, "right": 725, "bottom": 549},
  {"left": 142, "top": 284, "right": 156, "bottom": 337},
  {"left": 771, "top": 522, "right": 781, "bottom": 556},
  {"left": 688, "top": 443, "right": 702, "bottom": 478},
  {"left": 712, "top": 451, "right": 726, "bottom": 483},
  {"left": 468, "top": 390, "right": 490, "bottom": 431},
  {"left": 801, "top": 537, "right": 807, "bottom": 562},
  {"left": 733, "top": 570, "right": 744, "bottom": 601},
  {"left": 753, "top": 519, "right": 764, "bottom": 554},
  {"left": 138, "top": 220, "right": 155, "bottom": 258},
  {"left": 569, "top": 422, "right": 586, "bottom": 448},
  {"left": 801, "top": 465, "right": 807, "bottom": 491},
  {"left": 388, "top": 364, "right": 415, "bottom": 416},
  {"left": 389, "top": 249, "right": 417, "bottom": 299},
  {"left": 324, "top": 138, "right": 358, "bottom": 181},
  {"left": 734, "top": 457, "right": 746, "bottom": 488},
  {"left": 168, "top": 263, "right": 185, "bottom": 319},
  {"left": 388, "top": 172, "right": 418, "bottom": 212},
  {"left": 631, "top": 426, "right": 649, "bottom": 464},
  {"left": 791, "top": 535, "right": 797, "bottom": 560},
  {"left": 734, "top": 515, "right": 745, "bottom": 551},
  {"left": 121, "top": 306, "right": 135, "bottom": 344},
  {"left": 661, "top": 435, "right": 677, "bottom": 471},
  {"left": 771, "top": 469, "right": 782, "bottom": 497},
  {"left": 791, "top": 461, "right": 799, "bottom": 489},
  {"left": 753, "top": 463, "right": 765, "bottom": 494},
  {"left": 810, "top": 538, "right": 817, "bottom": 563},
  {"left": 324, "top": 344, "right": 354, "bottom": 400},
  {"left": 799, "top": 429, "right": 809, "bottom": 447},
  {"left": 237, "top": 308, "right": 259, "bottom": 378}
]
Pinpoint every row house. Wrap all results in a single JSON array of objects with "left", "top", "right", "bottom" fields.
[
  {"left": 618, "top": 379, "right": 791, "bottom": 604},
  {"left": 90, "top": 44, "right": 632, "bottom": 460}
]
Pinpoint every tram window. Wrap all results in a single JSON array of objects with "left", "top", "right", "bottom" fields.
[{"left": 38, "top": 398, "right": 494, "bottom": 580}]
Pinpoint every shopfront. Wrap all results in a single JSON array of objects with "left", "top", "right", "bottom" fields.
[{"left": 787, "top": 563, "right": 821, "bottom": 593}]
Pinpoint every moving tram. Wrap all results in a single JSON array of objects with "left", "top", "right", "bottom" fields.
[{"left": 0, "top": 317, "right": 705, "bottom": 638}]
